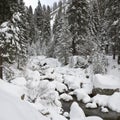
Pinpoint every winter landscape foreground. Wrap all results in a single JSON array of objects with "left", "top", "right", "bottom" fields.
[
  {"left": 0, "top": 55, "right": 120, "bottom": 120},
  {"left": 0, "top": 0, "right": 120, "bottom": 120}
]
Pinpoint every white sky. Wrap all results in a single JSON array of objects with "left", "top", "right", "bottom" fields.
[{"left": 24, "top": 0, "right": 60, "bottom": 10}]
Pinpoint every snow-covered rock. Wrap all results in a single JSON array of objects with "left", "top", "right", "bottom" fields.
[
  {"left": 70, "top": 102, "right": 85, "bottom": 120},
  {"left": 92, "top": 92, "right": 120, "bottom": 113},
  {"left": 73, "top": 89, "right": 91, "bottom": 103},
  {"left": 101, "top": 106, "right": 109, "bottom": 113},
  {"left": 93, "top": 74, "right": 120, "bottom": 89},
  {"left": 86, "top": 102, "right": 97, "bottom": 109},
  {"left": 70, "top": 102, "right": 103, "bottom": 120},
  {"left": 63, "top": 75, "right": 81, "bottom": 90},
  {"left": 92, "top": 94, "right": 109, "bottom": 106},
  {"left": 60, "top": 93, "right": 73, "bottom": 101},
  {"left": 86, "top": 116, "right": 103, "bottom": 120},
  {"left": 53, "top": 81, "right": 68, "bottom": 93},
  {"left": 108, "top": 92, "right": 120, "bottom": 113}
]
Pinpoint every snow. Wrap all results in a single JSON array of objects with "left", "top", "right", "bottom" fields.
[
  {"left": 70, "top": 102, "right": 103, "bottom": 120},
  {"left": 112, "top": 19, "right": 119, "bottom": 25},
  {"left": 86, "top": 102, "right": 97, "bottom": 109},
  {"left": 52, "top": 81, "right": 68, "bottom": 93},
  {"left": 11, "top": 77, "right": 26, "bottom": 86},
  {"left": 25, "top": 69, "right": 40, "bottom": 81},
  {"left": 64, "top": 75, "right": 81, "bottom": 90},
  {"left": 93, "top": 74, "right": 120, "bottom": 89},
  {"left": 63, "top": 112, "right": 70, "bottom": 118},
  {"left": 69, "top": 56, "right": 88, "bottom": 68},
  {"left": 0, "top": 80, "right": 26, "bottom": 98},
  {"left": 1, "top": 55, "right": 120, "bottom": 120},
  {"left": 0, "top": 87, "right": 49, "bottom": 120},
  {"left": 92, "top": 94, "right": 109, "bottom": 106},
  {"left": 108, "top": 92, "right": 120, "bottom": 112},
  {"left": 60, "top": 93, "right": 73, "bottom": 101},
  {"left": 101, "top": 106, "right": 109, "bottom": 113},
  {"left": 91, "top": 92, "right": 120, "bottom": 113},
  {"left": 70, "top": 102, "right": 85, "bottom": 120},
  {"left": 85, "top": 116, "right": 103, "bottom": 120},
  {"left": 73, "top": 89, "right": 91, "bottom": 103}
]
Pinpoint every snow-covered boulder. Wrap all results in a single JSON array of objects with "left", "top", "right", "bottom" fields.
[
  {"left": 108, "top": 92, "right": 120, "bottom": 113},
  {"left": 73, "top": 89, "right": 91, "bottom": 103},
  {"left": 70, "top": 102, "right": 85, "bottom": 120},
  {"left": 63, "top": 75, "right": 82, "bottom": 90},
  {"left": 60, "top": 93, "right": 73, "bottom": 101},
  {"left": 93, "top": 74, "right": 120, "bottom": 89},
  {"left": 70, "top": 102, "right": 103, "bottom": 120},
  {"left": 53, "top": 81, "right": 68, "bottom": 93},
  {"left": 86, "top": 116, "right": 103, "bottom": 120},
  {"left": 86, "top": 102, "right": 97, "bottom": 109},
  {"left": 91, "top": 92, "right": 120, "bottom": 113}
]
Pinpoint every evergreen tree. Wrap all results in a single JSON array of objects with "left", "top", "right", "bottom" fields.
[
  {"left": 34, "top": 0, "right": 44, "bottom": 55},
  {"left": 50, "top": 1, "right": 72, "bottom": 64},
  {"left": 27, "top": 6, "right": 35, "bottom": 45},
  {"left": 42, "top": 5, "right": 51, "bottom": 54},
  {"left": 67, "top": 0, "right": 90, "bottom": 55},
  {"left": 106, "top": 0, "right": 120, "bottom": 62},
  {"left": 0, "top": 0, "right": 30, "bottom": 78},
  {"left": 53, "top": 2, "right": 58, "bottom": 11},
  {"left": 0, "top": 0, "right": 18, "bottom": 79}
]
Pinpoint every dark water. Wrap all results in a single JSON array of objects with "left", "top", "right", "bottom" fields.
[{"left": 61, "top": 99, "right": 120, "bottom": 120}]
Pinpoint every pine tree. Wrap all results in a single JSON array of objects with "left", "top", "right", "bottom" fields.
[
  {"left": 106, "top": 0, "right": 120, "bottom": 62},
  {"left": 42, "top": 5, "right": 51, "bottom": 54},
  {"left": 0, "top": 0, "right": 30, "bottom": 78},
  {"left": 67, "top": 0, "right": 90, "bottom": 55},
  {"left": 50, "top": 1, "right": 72, "bottom": 64},
  {"left": 34, "top": 0, "right": 44, "bottom": 55},
  {"left": 53, "top": 2, "right": 58, "bottom": 11},
  {"left": 0, "top": 0, "right": 18, "bottom": 79},
  {"left": 27, "top": 6, "right": 35, "bottom": 45}
]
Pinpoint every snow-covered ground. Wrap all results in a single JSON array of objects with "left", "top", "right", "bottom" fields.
[
  {"left": 0, "top": 55, "right": 120, "bottom": 120},
  {"left": 0, "top": 80, "right": 49, "bottom": 120}
]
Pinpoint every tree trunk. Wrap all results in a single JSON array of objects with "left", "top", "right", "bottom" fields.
[
  {"left": 118, "top": 55, "right": 120, "bottom": 64},
  {"left": 113, "top": 46, "right": 116, "bottom": 59},
  {"left": 105, "top": 44, "right": 109, "bottom": 54},
  {"left": 0, "top": 49, "right": 3, "bottom": 79},
  {"left": 72, "top": 38, "right": 77, "bottom": 55}
]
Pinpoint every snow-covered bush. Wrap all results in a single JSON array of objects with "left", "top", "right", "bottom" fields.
[
  {"left": 26, "top": 80, "right": 60, "bottom": 106},
  {"left": 24, "top": 69, "right": 40, "bottom": 81},
  {"left": 69, "top": 56, "right": 88, "bottom": 68},
  {"left": 3, "top": 66, "right": 14, "bottom": 81},
  {"left": 92, "top": 52, "right": 108, "bottom": 74}
]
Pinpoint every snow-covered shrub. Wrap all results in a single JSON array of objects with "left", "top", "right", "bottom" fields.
[
  {"left": 3, "top": 64, "right": 14, "bottom": 81},
  {"left": 69, "top": 56, "right": 88, "bottom": 68},
  {"left": 26, "top": 80, "right": 60, "bottom": 106},
  {"left": 24, "top": 69, "right": 40, "bottom": 81},
  {"left": 92, "top": 52, "right": 108, "bottom": 74}
]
